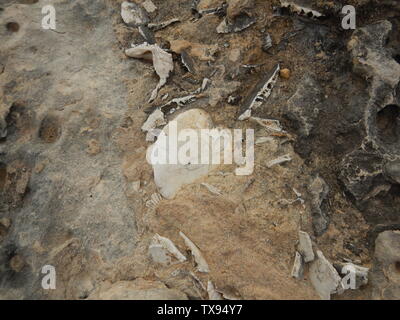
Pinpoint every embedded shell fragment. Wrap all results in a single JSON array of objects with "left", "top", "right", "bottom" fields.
[{"left": 125, "top": 43, "right": 173, "bottom": 102}]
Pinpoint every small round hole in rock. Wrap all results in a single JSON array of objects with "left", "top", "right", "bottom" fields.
[
  {"left": 395, "top": 261, "right": 400, "bottom": 273},
  {"left": 376, "top": 104, "right": 400, "bottom": 144},
  {"left": 6, "top": 22, "right": 19, "bottom": 32},
  {"left": 39, "top": 116, "right": 61, "bottom": 143},
  {"left": 394, "top": 54, "right": 400, "bottom": 64},
  {"left": 0, "top": 163, "right": 6, "bottom": 192}
]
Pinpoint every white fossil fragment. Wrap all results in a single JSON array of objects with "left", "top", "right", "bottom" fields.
[
  {"left": 194, "top": 78, "right": 211, "bottom": 94},
  {"left": 125, "top": 43, "right": 173, "bottom": 102},
  {"left": 207, "top": 281, "right": 223, "bottom": 300},
  {"left": 262, "top": 32, "right": 273, "bottom": 52},
  {"left": 161, "top": 95, "right": 197, "bottom": 113},
  {"left": 146, "top": 192, "right": 163, "bottom": 209},
  {"left": 292, "top": 187, "right": 302, "bottom": 198},
  {"left": 201, "top": 183, "right": 222, "bottom": 196},
  {"left": 149, "top": 234, "right": 187, "bottom": 265},
  {"left": 179, "top": 231, "right": 210, "bottom": 273},
  {"left": 146, "top": 130, "right": 160, "bottom": 142},
  {"left": 121, "top": 1, "right": 149, "bottom": 26},
  {"left": 141, "top": 108, "right": 166, "bottom": 132},
  {"left": 238, "top": 64, "right": 280, "bottom": 120},
  {"left": 189, "top": 271, "right": 207, "bottom": 291},
  {"left": 310, "top": 250, "right": 344, "bottom": 300},
  {"left": 149, "top": 18, "right": 180, "bottom": 31},
  {"left": 131, "top": 180, "right": 141, "bottom": 192},
  {"left": 250, "top": 117, "right": 284, "bottom": 133},
  {"left": 155, "top": 79, "right": 210, "bottom": 116},
  {"left": 280, "top": 1, "right": 324, "bottom": 19},
  {"left": 298, "top": 231, "right": 315, "bottom": 263},
  {"left": 216, "top": 18, "right": 230, "bottom": 34},
  {"left": 266, "top": 154, "right": 292, "bottom": 168},
  {"left": 335, "top": 262, "right": 369, "bottom": 289},
  {"left": 277, "top": 198, "right": 303, "bottom": 206},
  {"left": 255, "top": 137, "right": 274, "bottom": 145},
  {"left": 291, "top": 251, "right": 304, "bottom": 279},
  {"left": 142, "top": 0, "right": 157, "bottom": 13},
  {"left": 148, "top": 109, "right": 213, "bottom": 199}
]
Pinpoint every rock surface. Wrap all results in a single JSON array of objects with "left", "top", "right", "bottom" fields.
[
  {"left": 0, "top": 0, "right": 399, "bottom": 300},
  {"left": 309, "top": 250, "right": 343, "bottom": 300},
  {"left": 370, "top": 231, "right": 400, "bottom": 299},
  {"left": 89, "top": 279, "right": 188, "bottom": 300},
  {"left": 148, "top": 108, "right": 213, "bottom": 199}
]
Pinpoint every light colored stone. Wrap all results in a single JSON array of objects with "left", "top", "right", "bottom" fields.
[
  {"left": 291, "top": 251, "right": 304, "bottom": 279},
  {"left": 309, "top": 250, "right": 343, "bottom": 300},
  {"left": 148, "top": 109, "right": 213, "bottom": 199},
  {"left": 298, "top": 231, "right": 314, "bottom": 263},
  {"left": 336, "top": 262, "right": 369, "bottom": 289},
  {"left": 207, "top": 281, "right": 223, "bottom": 300},
  {"left": 370, "top": 231, "right": 400, "bottom": 299},
  {"left": 121, "top": 1, "right": 149, "bottom": 26},
  {"left": 266, "top": 154, "right": 291, "bottom": 168},
  {"left": 0, "top": 218, "right": 11, "bottom": 229},
  {"left": 142, "top": 0, "right": 157, "bottom": 13},
  {"left": 125, "top": 43, "right": 173, "bottom": 102},
  {"left": 148, "top": 233, "right": 186, "bottom": 265},
  {"left": 180, "top": 231, "right": 210, "bottom": 273},
  {"left": 141, "top": 108, "right": 166, "bottom": 132}
]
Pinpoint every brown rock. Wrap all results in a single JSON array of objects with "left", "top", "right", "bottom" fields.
[
  {"left": 227, "top": 0, "right": 254, "bottom": 20},
  {"left": 280, "top": 68, "right": 291, "bottom": 80},
  {"left": 10, "top": 255, "right": 25, "bottom": 272},
  {"left": 86, "top": 139, "right": 101, "bottom": 155}
]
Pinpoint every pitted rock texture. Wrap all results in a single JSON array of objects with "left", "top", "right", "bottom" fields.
[{"left": 0, "top": 0, "right": 399, "bottom": 300}]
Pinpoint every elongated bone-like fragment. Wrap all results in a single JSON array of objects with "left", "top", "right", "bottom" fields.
[
  {"left": 280, "top": 1, "right": 324, "bottom": 19},
  {"left": 125, "top": 43, "right": 173, "bottom": 102},
  {"left": 179, "top": 231, "right": 210, "bottom": 273},
  {"left": 207, "top": 281, "right": 223, "bottom": 300},
  {"left": 238, "top": 64, "right": 280, "bottom": 120},
  {"left": 250, "top": 117, "right": 284, "bottom": 133},
  {"left": 201, "top": 183, "right": 222, "bottom": 196},
  {"left": 150, "top": 233, "right": 187, "bottom": 263},
  {"left": 266, "top": 154, "right": 292, "bottom": 168},
  {"left": 148, "top": 18, "right": 180, "bottom": 31},
  {"left": 141, "top": 108, "right": 166, "bottom": 132}
]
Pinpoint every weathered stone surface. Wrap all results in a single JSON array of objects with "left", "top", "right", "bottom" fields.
[
  {"left": 284, "top": 75, "right": 323, "bottom": 138},
  {"left": 370, "top": 231, "right": 400, "bottom": 299},
  {"left": 1, "top": 0, "right": 399, "bottom": 301},
  {"left": 384, "top": 160, "right": 400, "bottom": 185},
  {"left": 148, "top": 233, "right": 187, "bottom": 265},
  {"left": 309, "top": 251, "right": 343, "bottom": 300},
  {"left": 89, "top": 280, "right": 188, "bottom": 300},
  {"left": 291, "top": 251, "right": 304, "bottom": 279},
  {"left": 336, "top": 20, "right": 400, "bottom": 227},
  {"left": 335, "top": 262, "right": 369, "bottom": 290},
  {"left": 148, "top": 109, "right": 213, "bottom": 199},
  {"left": 0, "top": 0, "right": 139, "bottom": 299},
  {"left": 308, "top": 176, "right": 330, "bottom": 236},
  {"left": 298, "top": 231, "right": 314, "bottom": 263}
]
